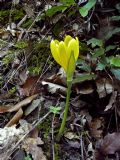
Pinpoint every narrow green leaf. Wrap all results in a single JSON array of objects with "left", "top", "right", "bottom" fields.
[
  {"left": 60, "top": 0, "right": 75, "bottom": 5},
  {"left": 73, "top": 73, "right": 96, "bottom": 84},
  {"left": 79, "top": 0, "right": 96, "bottom": 17},
  {"left": 67, "top": 51, "right": 75, "bottom": 81},
  {"left": 110, "top": 16, "right": 120, "bottom": 21},
  {"left": 105, "top": 45, "right": 117, "bottom": 52},
  {"left": 105, "top": 27, "right": 120, "bottom": 40},
  {"left": 45, "top": 5, "right": 67, "bottom": 17}
]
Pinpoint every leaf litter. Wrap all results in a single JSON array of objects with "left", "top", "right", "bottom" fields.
[{"left": 0, "top": 0, "right": 120, "bottom": 160}]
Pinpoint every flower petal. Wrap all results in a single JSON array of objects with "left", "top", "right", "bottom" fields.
[
  {"left": 64, "top": 35, "right": 72, "bottom": 46},
  {"left": 58, "top": 41, "right": 68, "bottom": 71},
  {"left": 50, "top": 40, "right": 61, "bottom": 66},
  {"left": 67, "top": 38, "right": 79, "bottom": 61}
]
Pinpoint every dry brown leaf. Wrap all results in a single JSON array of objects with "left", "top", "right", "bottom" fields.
[
  {"left": 5, "top": 108, "right": 23, "bottom": 127},
  {"left": 94, "top": 132, "right": 120, "bottom": 159},
  {"left": 45, "top": 68, "right": 66, "bottom": 86},
  {"left": 18, "top": 76, "right": 40, "bottom": 96},
  {"left": 0, "top": 94, "right": 38, "bottom": 113},
  {"left": 74, "top": 82, "right": 94, "bottom": 94},
  {"left": 89, "top": 117, "right": 104, "bottom": 139},
  {"left": 19, "top": 70, "right": 29, "bottom": 85},
  {"left": 104, "top": 91, "right": 117, "bottom": 111},
  {"left": 24, "top": 97, "right": 44, "bottom": 116},
  {"left": 9, "top": 94, "right": 38, "bottom": 112},
  {"left": 0, "top": 105, "right": 11, "bottom": 113},
  {"left": 22, "top": 137, "right": 46, "bottom": 160},
  {"left": 42, "top": 81, "right": 66, "bottom": 95},
  {"left": 96, "top": 78, "right": 113, "bottom": 98}
]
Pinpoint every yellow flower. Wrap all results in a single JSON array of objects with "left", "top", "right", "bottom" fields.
[{"left": 50, "top": 35, "right": 79, "bottom": 73}]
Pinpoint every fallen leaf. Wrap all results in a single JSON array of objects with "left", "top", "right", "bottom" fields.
[
  {"left": 24, "top": 97, "right": 44, "bottom": 116},
  {"left": 0, "top": 94, "right": 38, "bottom": 113},
  {"left": 104, "top": 91, "right": 117, "bottom": 111},
  {"left": 19, "top": 70, "right": 29, "bottom": 85},
  {"left": 18, "top": 76, "right": 40, "bottom": 96},
  {"left": 0, "top": 124, "right": 28, "bottom": 155},
  {"left": 96, "top": 78, "right": 113, "bottom": 98},
  {"left": 45, "top": 68, "right": 66, "bottom": 86},
  {"left": 22, "top": 137, "right": 46, "bottom": 160},
  {"left": 74, "top": 81, "right": 94, "bottom": 94},
  {"left": 71, "top": 96, "right": 90, "bottom": 110},
  {"left": 89, "top": 117, "right": 104, "bottom": 139},
  {"left": 9, "top": 94, "right": 38, "bottom": 112},
  {"left": 42, "top": 81, "right": 66, "bottom": 95},
  {"left": 64, "top": 132, "right": 79, "bottom": 140},
  {"left": 64, "top": 138, "right": 80, "bottom": 149},
  {"left": 5, "top": 108, "right": 23, "bottom": 127},
  {"left": 94, "top": 132, "right": 120, "bottom": 159},
  {"left": 0, "top": 105, "right": 11, "bottom": 113},
  {"left": 11, "top": 149, "right": 25, "bottom": 160}
]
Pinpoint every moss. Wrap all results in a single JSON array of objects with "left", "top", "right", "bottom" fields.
[
  {"left": 0, "top": 10, "right": 10, "bottom": 22},
  {"left": 2, "top": 52, "right": 14, "bottom": 65},
  {"left": 11, "top": 8, "right": 24, "bottom": 21},
  {"left": 21, "top": 18, "right": 33, "bottom": 28},
  {"left": 8, "top": 86, "right": 16, "bottom": 94},
  {"left": 28, "top": 66, "right": 41, "bottom": 75},
  {"left": 27, "top": 40, "right": 53, "bottom": 75},
  {"left": 37, "top": 117, "right": 51, "bottom": 139},
  {"left": 0, "top": 8, "right": 24, "bottom": 24},
  {"left": 15, "top": 40, "right": 28, "bottom": 49},
  {"left": 54, "top": 143, "right": 60, "bottom": 160}
]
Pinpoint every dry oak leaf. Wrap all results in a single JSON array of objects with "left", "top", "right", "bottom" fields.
[
  {"left": 0, "top": 94, "right": 38, "bottom": 113},
  {"left": 22, "top": 137, "right": 46, "bottom": 160},
  {"left": 96, "top": 132, "right": 120, "bottom": 155}
]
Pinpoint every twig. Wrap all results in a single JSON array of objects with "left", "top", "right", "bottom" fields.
[{"left": 80, "top": 134, "right": 85, "bottom": 160}]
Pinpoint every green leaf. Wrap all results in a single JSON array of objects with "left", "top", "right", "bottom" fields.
[
  {"left": 110, "top": 16, "right": 120, "bottom": 21},
  {"left": 50, "top": 106, "right": 62, "bottom": 114},
  {"left": 115, "top": 3, "right": 120, "bottom": 12},
  {"left": 105, "top": 27, "right": 120, "bottom": 40},
  {"left": 45, "top": 5, "right": 67, "bottom": 17},
  {"left": 87, "top": 38, "right": 103, "bottom": 48},
  {"left": 77, "top": 59, "right": 91, "bottom": 72},
  {"left": 79, "top": 0, "right": 96, "bottom": 17},
  {"left": 111, "top": 68, "right": 120, "bottom": 80},
  {"left": 73, "top": 73, "right": 96, "bottom": 84},
  {"left": 96, "top": 62, "right": 106, "bottom": 71},
  {"left": 60, "top": 0, "right": 75, "bottom": 5},
  {"left": 24, "top": 155, "right": 32, "bottom": 160},
  {"left": 110, "top": 56, "right": 120, "bottom": 67},
  {"left": 92, "top": 48, "right": 105, "bottom": 59},
  {"left": 105, "top": 45, "right": 117, "bottom": 52}
]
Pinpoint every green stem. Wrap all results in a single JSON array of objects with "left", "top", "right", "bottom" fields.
[{"left": 57, "top": 80, "right": 72, "bottom": 141}]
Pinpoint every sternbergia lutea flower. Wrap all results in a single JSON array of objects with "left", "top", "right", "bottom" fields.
[{"left": 50, "top": 35, "right": 79, "bottom": 77}]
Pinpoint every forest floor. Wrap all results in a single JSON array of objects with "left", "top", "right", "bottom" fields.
[{"left": 0, "top": 0, "right": 120, "bottom": 160}]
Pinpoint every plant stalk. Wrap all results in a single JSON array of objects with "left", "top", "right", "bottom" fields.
[{"left": 57, "top": 80, "right": 72, "bottom": 141}]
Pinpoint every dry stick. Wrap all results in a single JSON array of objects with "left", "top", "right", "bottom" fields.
[
  {"left": 80, "top": 134, "right": 85, "bottom": 160},
  {"left": 7, "top": 111, "right": 51, "bottom": 160}
]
